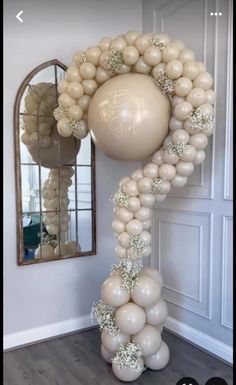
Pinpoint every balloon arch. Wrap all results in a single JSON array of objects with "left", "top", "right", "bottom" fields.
[{"left": 53, "top": 30, "right": 215, "bottom": 382}]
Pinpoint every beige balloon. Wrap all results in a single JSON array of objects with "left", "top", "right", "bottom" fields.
[
  {"left": 115, "top": 302, "right": 146, "bottom": 335},
  {"left": 88, "top": 74, "right": 170, "bottom": 161},
  {"left": 131, "top": 274, "right": 161, "bottom": 308},
  {"left": 101, "top": 275, "right": 130, "bottom": 307},
  {"left": 133, "top": 324, "right": 162, "bottom": 356},
  {"left": 101, "top": 330, "right": 130, "bottom": 353},
  {"left": 100, "top": 344, "right": 113, "bottom": 364},
  {"left": 140, "top": 267, "right": 163, "bottom": 287},
  {"left": 145, "top": 299, "right": 168, "bottom": 326},
  {"left": 144, "top": 341, "right": 170, "bottom": 370},
  {"left": 28, "top": 124, "right": 80, "bottom": 168},
  {"left": 112, "top": 358, "right": 144, "bottom": 382}
]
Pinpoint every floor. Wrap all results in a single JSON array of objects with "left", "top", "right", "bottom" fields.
[{"left": 4, "top": 328, "right": 233, "bottom": 385}]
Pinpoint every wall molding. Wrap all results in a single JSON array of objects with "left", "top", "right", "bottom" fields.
[
  {"left": 4, "top": 314, "right": 97, "bottom": 351},
  {"left": 165, "top": 316, "right": 233, "bottom": 364}
]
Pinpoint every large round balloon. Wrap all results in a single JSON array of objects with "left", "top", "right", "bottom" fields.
[
  {"left": 88, "top": 74, "right": 170, "bottom": 161},
  {"left": 27, "top": 123, "right": 80, "bottom": 168}
]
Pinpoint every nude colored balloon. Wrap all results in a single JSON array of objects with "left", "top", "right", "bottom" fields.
[
  {"left": 152, "top": 63, "right": 165, "bottom": 77},
  {"left": 101, "top": 275, "right": 130, "bottom": 307},
  {"left": 131, "top": 168, "right": 143, "bottom": 181},
  {"left": 99, "top": 37, "right": 112, "bottom": 51},
  {"left": 115, "top": 245, "right": 127, "bottom": 259},
  {"left": 172, "top": 40, "right": 185, "bottom": 50},
  {"left": 88, "top": 74, "right": 170, "bottom": 162},
  {"left": 139, "top": 193, "right": 155, "bottom": 208},
  {"left": 115, "top": 302, "right": 146, "bottom": 335},
  {"left": 127, "top": 197, "right": 141, "bottom": 212},
  {"left": 143, "top": 163, "right": 158, "bottom": 178},
  {"left": 205, "top": 89, "right": 215, "bottom": 105},
  {"left": 101, "top": 330, "right": 130, "bottom": 353},
  {"left": 144, "top": 46, "right": 161, "bottom": 66},
  {"left": 101, "top": 344, "right": 113, "bottom": 364},
  {"left": 165, "top": 59, "right": 183, "bottom": 79},
  {"left": 180, "top": 144, "right": 197, "bottom": 162},
  {"left": 123, "top": 180, "right": 139, "bottom": 197},
  {"left": 95, "top": 66, "right": 111, "bottom": 84},
  {"left": 183, "top": 61, "right": 200, "bottom": 80},
  {"left": 193, "top": 71, "right": 213, "bottom": 90},
  {"left": 162, "top": 44, "right": 180, "bottom": 63},
  {"left": 117, "top": 232, "right": 130, "bottom": 248},
  {"left": 66, "top": 66, "right": 81, "bottom": 82},
  {"left": 175, "top": 77, "right": 193, "bottom": 97},
  {"left": 135, "top": 207, "right": 151, "bottom": 221},
  {"left": 58, "top": 93, "right": 75, "bottom": 108},
  {"left": 152, "top": 150, "right": 164, "bottom": 166},
  {"left": 179, "top": 49, "right": 195, "bottom": 64},
  {"left": 28, "top": 124, "right": 80, "bottom": 168},
  {"left": 145, "top": 299, "right": 168, "bottom": 326},
  {"left": 68, "top": 105, "right": 83, "bottom": 120},
  {"left": 78, "top": 95, "right": 91, "bottom": 112},
  {"left": 138, "top": 177, "right": 153, "bottom": 193},
  {"left": 58, "top": 79, "right": 69, "bottom": 94},
  {"left": 189, "top": 133, "right": 208, "bottom": 150},
  {"left": 140, "top": 267, "right": 163, "bottom": 287},
  {"left": 134, "top": 34, "right": 150, "bottom": 54},
  {"left": 186, "top": 87, "right": 206, "bottom": 107},
  {"left": 144, "top": 341, "right": 170, "bottom": 370},
  {"left": 67, "top": 81, "right": 84, "bottom": 99},
  {"left": 122, "top": 46, "right": 139, "bottom": 66},
  {"left": 134, "top": 56, "right": 151, "bottom": 74},
  {"left": 159, "top": 164, "right": 176, "bottom": 181},
  {"left": 140, "top": 231, "right": 151, "bottom": 245},
  {"left": 171, "top": 174, "right": 188, "bottom": 188},
  {"left": 79, "top": 62, "right": 96, "bottom": 80},
  {"left": 171, "top": 128, "right": 190, "bottom": 144},
  {"left": 125, "top": 30, "right": 140, "bottom": 45},
  {"left": 35, "top": 244, "right": 54, "bottom": 259},
  {"left": 112, "top": 219, "right": 125, "bottom": 233},
  {"left": 85, "top": 46, "right": 101, "bottom": 66},
  {"left": 131, "top": 274, "right": 161, "bottom": 308},
  {"left": 175, "top": 101, "right": 193, "bottom": 120},
  {"left": 163, "top": 150, "right": 179, "bottom": 165},
  {"left": 117, "top": 207, "right": 134, "bottom": 223},
  {"left": 112, "top": 359, "right": 144, "bottom": 382},
  {"left": 133, "top": 324, "right": 162, "bottom": 356},
  {"left": 193, "top": 150, "right": 206, "bottom": 165},
  {"left": 126, "top": 219, "right": 143, "bottom": 236},
  {"left": 176, "top": 161, "right": 194, "bottom": 176},
  {"left": 142, "top": 220, "right": 151, "bottom": 230}
]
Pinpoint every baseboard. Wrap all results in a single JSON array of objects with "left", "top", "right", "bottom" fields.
[
  {"left": 4, "top": 314, "right": 97, "bottom": 351},
  {"left": 165, "top": 316, "right": 233, "bottom": 364},
  {"left": 4, "top": 314, "right": 233, "bottom": 364}
]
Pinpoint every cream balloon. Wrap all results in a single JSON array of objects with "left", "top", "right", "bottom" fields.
[
  {"left": 139, "top": 193, "right": 155, "bottom": 208},
  {"left": 112, "top": 220, "right": 125, "bottom": 234},
  {"left": 117, "top": 232, "right": 130, "bottom": 248},
  {"left": 135, "top": 207, "right": 151, "bottom": 221},
  {"left": 88, "top": 74, "right": 170, "bottom": 162},
  {"left": 101, "top": 344, "right": 113, "bottom": 364},
  {"left": 101, "top": 330, "right": 130, "bottom": 353},
  {"left": 145, "top": 299, "right": 168, "bottom": 326},
  {"left": 140, "top": 267, "right": 163, "bottom": 287},
  {"left": 131, "top": 168, "right": 143, "bottom": 181},
  {"left": 112, "top": 359, "right": 144, "bottom": 382},
  {"left": 144, "top": 341, "right": 170, "bottom": 370},
  {"left": 171, "top": 174, "right": 188, "bottom": 188},
  {"left": 127, "top": 197, "right": 141, "bottom": 212},
  {"left": 115, "top": 302, "right": 146, "bottom": 335},
  {"left": 126, "top": 219, "right": 143, "bottom": 236},
  {"left": 131, "top": 274, "right": 161, "bottom": 308},
  {"left": 101, "top": 275, "right": 130, "bottom": 307},
  {"left": 133, "top": 325, "right": 162, "bottom": 356},
  {"left": 143, "top": 163, "right": 158, "bottom": 178},
  {"left": 122, "top": 180, "right": 139, "bottom": 197}
]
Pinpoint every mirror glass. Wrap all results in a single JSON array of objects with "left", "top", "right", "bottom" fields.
[{"left": 15, "top": 60, "right": 96, "bottom": 265}]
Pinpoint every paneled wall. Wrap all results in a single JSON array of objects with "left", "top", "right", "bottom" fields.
[{"left": 143, "top": 0, "right": 233, "bottom": 362}]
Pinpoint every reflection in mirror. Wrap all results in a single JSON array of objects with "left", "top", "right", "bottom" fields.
[{"left": 15, "top": 60, "right": 96, "bottom": 265}]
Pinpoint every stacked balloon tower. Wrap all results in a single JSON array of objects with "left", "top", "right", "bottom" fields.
[{"left": 53, "top": 30, "right": 215, "bottom": 381}]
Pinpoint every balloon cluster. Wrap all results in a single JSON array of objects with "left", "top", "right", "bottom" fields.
[
  {"left": 42, "top": 167, "right": 74, "bottom": 235},
  {"left": 55, "top": 30, "right": 215, "bottom": 381},
  {"left": 54, "top": 30, "right": 215, "bottom": 164},
  {"left": 34, "top": 167, "right": 81, "bottom": 259},
  {"left": 92, "top": 264, "right": 169, "bottom": 382},
  {"left": 21, "top": 83, "right": 57, "bottom": 148}
]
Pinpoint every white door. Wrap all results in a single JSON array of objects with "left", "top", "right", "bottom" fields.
[{"left": 142, "top": 0, "right": 233, "bottom": 362}]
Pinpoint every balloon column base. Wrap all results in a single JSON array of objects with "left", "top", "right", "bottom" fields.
[{"left": 94, "top": 265, "right": 170, "bottom": 382}]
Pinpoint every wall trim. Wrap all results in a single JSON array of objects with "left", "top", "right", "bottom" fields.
[
  {"left": 165, "top": 316, "right": 233, "bottom": 364},
  {"left": 4, "top": 314, "right": 97, "bottom": 351}
]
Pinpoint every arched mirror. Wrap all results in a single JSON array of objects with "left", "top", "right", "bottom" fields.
[{"left": 14, "top": 59, "right": 96, "bottom": 265}]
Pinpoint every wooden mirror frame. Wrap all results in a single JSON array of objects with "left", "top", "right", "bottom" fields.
[{"left": 14, "top": 59, "right": 96, "bottom": 265}]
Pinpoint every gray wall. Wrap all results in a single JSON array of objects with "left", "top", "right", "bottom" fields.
[{"left": 3, "top": 0, "right": 142, "bottom": 335}]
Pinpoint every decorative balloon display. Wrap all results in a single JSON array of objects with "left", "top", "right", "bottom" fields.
[{"left": 54, "top": 30, "right": 215, "bottom": 382}]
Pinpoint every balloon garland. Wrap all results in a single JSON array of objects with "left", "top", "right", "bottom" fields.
[{"left": 54, "top": 30, "right": 215, "bottom": 382}]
